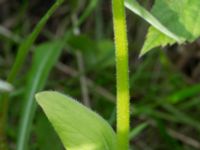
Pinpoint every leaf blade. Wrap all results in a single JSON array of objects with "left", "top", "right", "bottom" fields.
[
  {"left": 17, "top": 40, "right": 65, "bottom": 150},
  {"left": 36, "top": 91, "right": 116, "bottom": 150},
  {"left": 124, "top": 0, "right": 184, "bottom": 44},
  {"left": 142, "top": 0, "right": 200, "bottom": 55}
]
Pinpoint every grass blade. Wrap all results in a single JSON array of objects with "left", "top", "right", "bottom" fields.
[
  {"left": 162, "top": 104, "right": 200, "bottom": 132},
  {"left": 7, "top": 0, "right": 64, "bottom": 83},
  {"left": 16, "top": 40, "right": 65, "bottom": 150},
  {"left": 129, "top": 122, "right": 148, "bottom": 140},
  {"left": 77, "top": 0, "right": 98, "bottom": 27},
  {"left": 0, "top": 1, "right": 64, "bottom": 146},
  {"left": 167, "top": 84, "right": 200, "bottom": 104}
]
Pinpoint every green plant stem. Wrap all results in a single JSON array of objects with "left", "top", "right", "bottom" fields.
[{"left": 112, "top": 0, "right": 130, "bottom": 149}]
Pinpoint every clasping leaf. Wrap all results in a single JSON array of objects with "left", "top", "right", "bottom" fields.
[{"left": 36, "top": 91, "right": 116, "bottom": 150}]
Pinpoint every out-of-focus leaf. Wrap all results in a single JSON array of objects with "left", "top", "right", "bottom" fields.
[
  {"left": 167, "top": 84, "right": 200, "bottom": 104},
  {"left": 67, "top": 34, "right": 98, "bottom": 67},
  {"left": 77, "top": 0, "right": 98, "bottom": 26},
  {"left": 17, "top": 40, "right": 65, "bottom": 150},
  {"left": 7, "top": 0, "right": 64, "bottom": 82},
  {"left": 68, "top": 34, "right": 97, "bottom": 53},
  {"left": 162, "top": 104, "right": 200, "bottom": 132},
  {"left": 129, "top": 122, "right": 148, "bottom": 140},
  {"left": 96, "top": 40, "right": 115, "bottom": 68},
  {"left": 68, "top": 35, "right": 115, "bottom": 69},
  {"left": 36, "top": 91, "right": 116, "bottom": 150}
]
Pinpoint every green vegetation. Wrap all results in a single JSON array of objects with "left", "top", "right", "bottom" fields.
[{"left": 1, "top": 0, "right": 200, "bottom": 149}]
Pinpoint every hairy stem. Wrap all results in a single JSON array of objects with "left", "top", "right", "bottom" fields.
[{"left": 112, "top": 0, "right": 130, "bottom": 149}]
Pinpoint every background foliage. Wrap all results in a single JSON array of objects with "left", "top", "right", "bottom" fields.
[{"left": 1, "top": 0, "right": 200, "bottom": 149}]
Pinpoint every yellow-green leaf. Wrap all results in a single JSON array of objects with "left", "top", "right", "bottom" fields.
[
  {"left": 36, "top": 91, "right": 116, "bottom": 150},
  {"left": 142, "top": 0, "right": 200, "bottom": 55}
]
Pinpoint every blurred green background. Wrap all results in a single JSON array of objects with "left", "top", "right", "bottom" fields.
[{"left": 1, "top": 0, "right": 200, "bottom": 149}]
